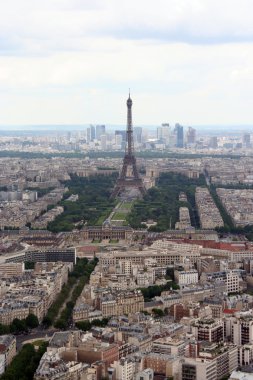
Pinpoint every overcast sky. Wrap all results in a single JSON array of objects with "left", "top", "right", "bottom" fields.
[{"left": 1, "top": 0, "right": 253, "bottom": 126}]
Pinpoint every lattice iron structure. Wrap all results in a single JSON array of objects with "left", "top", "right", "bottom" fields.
[{"left": 111, "top": 93, "right": 146, "bottom": 198}]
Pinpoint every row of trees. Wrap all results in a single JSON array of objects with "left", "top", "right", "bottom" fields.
[
  {"left": 0, "top": 149, "right": 242, "bottom": 160},
  {"left": 0, "top": 314, "right": 39, "bottom": 336},
  {"left": 127, "top": 172, "right": 205, "bottom": 231},
  {"left": 75, "top": 318, "right": 109, "bottom": 332},
  {"left": 47, "top": 174, "right": 117, "bottom": 232},
  {"left": 139, "top": 281, "right": 179, "bottom": 302},
  {"left": 43, "top": 258, "right": 98, "bottom": 328},
  {"left": 0, "top": 342, "right": 48, "bottom": 380},
  {"left": 209, "top": 185, "right": 234, "bottom": 230},
  {"left": 54, "top": 258, "right": 98, "bottom": 329}
]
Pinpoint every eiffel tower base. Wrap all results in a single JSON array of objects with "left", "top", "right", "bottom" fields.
[{"left": 111, "top": 179, "right": 146, "bottom": 198}]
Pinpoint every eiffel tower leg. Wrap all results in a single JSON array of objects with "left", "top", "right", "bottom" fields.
[
  {"left": 110, "top": 185, "right": 124, "bottom": 199},
  {"left": 120, "top": 162, "right": 128, "bottom": 179},
  {"left": 132, "top": 161, "right": 139, "bottom": 179}
]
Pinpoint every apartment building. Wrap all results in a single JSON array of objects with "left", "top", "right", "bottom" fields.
[
  {"left": 226, "top": 311, "right": 253, "bottom": 345},
  {"left": 182, "top": 343, "right": 237, "bottom": 380},
  {"left": 175, "top": 207, "right": 192, "bottom": 230},
  {"left": 217, "top": 188, "right": 253, "bottom": 227},
  {"left": 110, "top": 357, "right": 137, "bottom": 380},
  {"left": 191, "top": 318, "right": 224, "bottom": 343},
  {"left": 195, "top": 187, "right": 224, "bottom": 229},
  {"left": 0, "top": 262, "right": 71, "bottom": 324},
  {"left": 175, "top": 270, "right": 198, "bottom": 286},
  {"left": 152, "top": 337, "right": 185, "bottom": 356},
  {"left": 144, "top": 353, "right": 181, "bottom": 379},
  {"left": 100, "top": 290, "right": 144, "bottom": 318},
  {"left": 0, "top": 335, "right": 16, "bottom": 374}
]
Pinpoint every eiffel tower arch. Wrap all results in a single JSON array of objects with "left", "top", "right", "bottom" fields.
[{"left": 111, "top": 93, "right": 146, "bottom": 198}]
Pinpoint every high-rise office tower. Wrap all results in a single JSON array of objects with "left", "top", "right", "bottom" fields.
[
  {"left": 161, "top": 123, "right": 170, "bottom": 144},
  {"left": 186, "top": 127, "right": 196, "bottom": 145},
  {"left": 87, "top": 125, "right": 96, "bottom": 142},
  {"left": 86, "top": 127, "right": 91, "bottom": 143},
  {"left": 115, "top": 130, "right": 126, "bottom": 142},
  {"left": 157, "top": 126, "right": 163, "bottom": 140},
  {"left": 96, "top": 125, "right": 106, "bottom": 140},
  {"left": 134, "top": 127, "right": 142, "bottom": 144},
  {"left": 175, "top": 123, "right": 184, "bottom": 148},
  {"left": 115, "top": 134, "right": 123, "bottom": 147},
  {"left": 209, "top": 136, "right": 218, "bottom": 149},
  {"left": 157, "top": 124, "right": 170, "bottom": 145},
  {"left": 243, "top": 133, "right": 251, "bottom": 148},
  {"left": 100, "top": 135, "right": 107, "bottom": 150}
]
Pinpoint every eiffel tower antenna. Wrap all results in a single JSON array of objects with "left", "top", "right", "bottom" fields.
[{"left": 111, "top": 93, "right": 146, "bottom": 198}]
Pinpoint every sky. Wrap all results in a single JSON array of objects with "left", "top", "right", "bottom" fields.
[{"left": 1, "top": 0, "right": 253, "bottom": 126}]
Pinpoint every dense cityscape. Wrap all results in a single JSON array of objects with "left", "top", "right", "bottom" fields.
[
  {"left": 0, "top": 93, "right": 253, "bottom": 380},
  {"left": 2, "top": 1, "right": 253, "bottom": 380}
]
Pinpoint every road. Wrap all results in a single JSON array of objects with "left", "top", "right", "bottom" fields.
[{"left": 16, "top": 328, "right": 57, "bottom": 350}]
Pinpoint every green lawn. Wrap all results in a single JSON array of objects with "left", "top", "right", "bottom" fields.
[
  {"left": 32, "top": 339, "right": 46, "bottom": 347},
  {"left": 112, "top": 212, "right": 127, "bottom": 220},
  {"left": 122, "top": 201, "right": 134, "bottom": 210},
  {"left": 95, "top": 214, "right": 108, "bottom": 226}
]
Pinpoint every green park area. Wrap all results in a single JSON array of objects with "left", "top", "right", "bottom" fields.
[
  {"left": 0, "top": 342, "right": 48, "bottom": 380},
  {"left": 0, "top": 150, "right": 242, "bottom": 161},
  {"left": 121, "top": 201, "right": 134, "bottom": 210},
  {"left": 127, "top": 172, "right": 206, "bottom": 231},
  {"left": 47, "top": 173, "right": 117, "bottom": 232},
  {"left": 44, "top": 170, "right": 216, "bottom": 234},
  {"left": 43, "top": 258, "right": 98, "bottom": 329},
  {"left": 112, "top": 211, "right": 127, "bottom": 220}
]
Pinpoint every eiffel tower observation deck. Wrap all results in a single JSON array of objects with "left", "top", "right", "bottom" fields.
[{"left": 111, "top": 93, "right": 146, "bottom": 198}]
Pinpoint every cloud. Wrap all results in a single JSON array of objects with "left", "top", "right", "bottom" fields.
[
  {"left": 0, "top": 0, "right": 253, "bottom": 125},
  {"left": 1, "top": 0, "right": 253, "bottom": 57}
]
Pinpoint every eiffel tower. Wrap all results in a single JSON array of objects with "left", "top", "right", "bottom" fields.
[{"left": 111, "top": 93, "right": 146, "bottom": 198}]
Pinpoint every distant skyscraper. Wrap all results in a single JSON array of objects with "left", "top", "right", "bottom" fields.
[
  {"left": 243, "top": 133, "right": 251, "bottom": 148},
  {"left": 157, "top": 123, "right": 170, "bottom": 145},
  {"left": 86, "top": 127, "right": 91, "bottom": 143},
  {"left": 90, "top": 125, "right": 96, "bottom": 141},
  {"left": 100, "top": 134, "right": 107, "bottom": 150},
  {"left": 134, "top": 127, "right": 142, "bottom": 144},
  {"left": 115, "top": 130, "right": 126, "bottom": 142},
  {"left": 96, "top": 125, "right": 105, "bottom": 140},
  {"left": 175, "top": 123, "right": 184, "bottom": 148},
  {"left": 157, "top": 126, "right": 163, "bottom": 140},
  {"left": 186, "top": 127, "right": 196, "bottom": 145},
  {"left": 86, "top": 125, "right": 96, "bottom": 142},
  {"left": 209, "top": 136, "right": 218, "bottom": 149},
  {"left": 161, "top": 123, "right": 170, "bottom": 144},
  {"left": 86, "top": 125, "right": 95, "bottom": 142},
  {"left": 115, "top": 133, "right": 123, "bottom": 147}
]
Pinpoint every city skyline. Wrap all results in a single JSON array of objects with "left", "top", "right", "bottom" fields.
[{"left": 1, "top": 1, "right": 253, "bottom": 126}]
